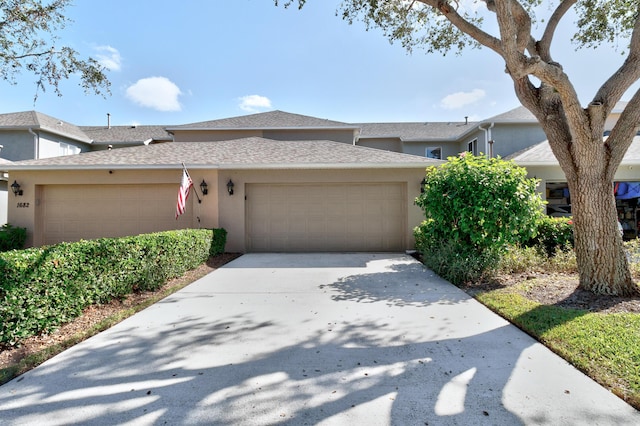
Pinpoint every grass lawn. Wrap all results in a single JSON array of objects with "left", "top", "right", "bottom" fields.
[{"left": 473, "top": 278, "right": 640, "bottom": 409}]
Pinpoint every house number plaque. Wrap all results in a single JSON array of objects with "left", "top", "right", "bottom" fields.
[{"left": 16, "top": 202, "right": 30, "bottom": 208}]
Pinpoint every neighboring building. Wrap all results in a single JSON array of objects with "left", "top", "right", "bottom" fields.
[
  {"left": 356, "top": 106, "right": 547, "bottom": 160},
  {"left": 509, "top": 135, "right": 640, "bottom": 239},
  {"left": 0, "top": 111, "right": 92, "bottom": 161}
]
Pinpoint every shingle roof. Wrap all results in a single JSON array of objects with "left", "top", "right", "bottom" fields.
[
  {"left": 485, "top": 101, "right": 631, "bottom": 123},
  {"left": 81, "top": 125, "right": 172, "bottom": 145},
  {"left": 485, "top": 106, "right": 537, "bottom": 123},
  {"left": 5, "top": 137, "right": 441, "bottom": 170},
  {"left": 0, "top": 111, "right": 91, "bottom": 143},
  {"left": 357, "top": 121, "right": 478, "bottom": 141},
  {"left": 168, "top": 110, "right": 358, "bottom": 130},
  {"left": 507, "top": 136, "right": 640, "bottom": 165}
]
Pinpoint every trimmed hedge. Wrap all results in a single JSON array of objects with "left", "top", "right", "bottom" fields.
[
  {"left": 0, "top": 228, "right": 227, "bottom": 347},
  {"left": 0, "top": 224, "right": 27, "bottom": 252}
]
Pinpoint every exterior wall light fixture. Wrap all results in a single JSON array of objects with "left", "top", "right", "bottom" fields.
[
  {"left": 420, "top": 177, "right": 427, "bottom": 194},
  {"left": 200, "top": 179, "right": 208, "bottom": 195},
  {"left": 11, "top": 180, "right": 23, "bottom": 196},
  {"left": 227, "top": 179, "right": 235, "bottom": 195}
]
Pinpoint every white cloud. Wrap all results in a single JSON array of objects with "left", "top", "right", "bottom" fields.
[
  {"left": 440, "top": 89, "right": 486, "bottom": 110},
  {"left": 94, "top": 45, "right": 122, "bottom": 71},
  {"left": 238, "top": 95, "right": 272, "bottom": 113},
  {"left": 125, "top": 77, "right": 182, "bottom": 112}
]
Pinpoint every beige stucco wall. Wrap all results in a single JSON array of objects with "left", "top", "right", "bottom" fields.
[
  {"left": 171, "top": 128, "right": 357, "bottom": 144},
  {"left": 357, "top": 138, "right": 403, "bottom": 153},
  {"left": 262, "top": 129, "right": 356, "bottom": 144},
  {"left": 172, "top": 130, "right": 263, "bottom": 142}
]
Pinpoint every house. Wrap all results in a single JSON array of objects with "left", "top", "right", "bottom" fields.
[
  {"left": 0, "top": 110, "right": 442, "bottom": 252},
  {"left": 4, "top": 136, "right": 438, "bottom": 252},
  {"left": 1, "top": 105, "right": 634, "bottom": 250}
]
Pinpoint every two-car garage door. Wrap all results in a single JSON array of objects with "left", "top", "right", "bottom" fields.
[{"left": 246, "top": 183, "right": 406, "bottom": 252}]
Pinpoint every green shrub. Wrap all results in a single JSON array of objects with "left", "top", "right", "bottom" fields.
[
  {"left": 496, "top": 245, "right": 547, "bottom": 274},
  {"left": 0, "top": 228, "right": 226, "bottom": 347},
  {"left": 0, "top": 224, "right": 27, "bottom": 252},
  {"left": 418, "top": 236, "right": 500, "bottom": 284},
  {"left": 496, "top": 244, "right": 577, "bottom": 274},
  {"left": 525, "top": 216, "right": 574, "bottom": 257},
  {"left": 624, "top": 239, "right": 640, "bottom": 278},
  {"left": 209, "top": 227, "right": 227, "bottom": 256},
  {"left": 415, "top": 153, "right": 544, "bottom": 284}
]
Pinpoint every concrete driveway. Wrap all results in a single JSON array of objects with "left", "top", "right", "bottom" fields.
[{"left": 0, "top": 253, "right": 637, "bottom": 425}]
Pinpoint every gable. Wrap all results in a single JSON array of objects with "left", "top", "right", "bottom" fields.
[
  {"left": 0, "top": 111, "right": 91, "bottom": 143},
  {"left": 168, "top": 110, "right": 357, "bottom": 130}
]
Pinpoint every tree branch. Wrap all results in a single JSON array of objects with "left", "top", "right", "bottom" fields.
[
  {"left": 538, "top": 0, "right": 577, "bottom": 62},
  {"left": 593, "top": 6, "right": 640, "bottom": 111},
  {"left": 606, "top": 87, "right": 640, "bottom": 175},
  {"left": 417, "top": 0, "right": 502, "bottom": 54},
  {"left": 3, "top": 49, "right": 57, "bottom": 61}
]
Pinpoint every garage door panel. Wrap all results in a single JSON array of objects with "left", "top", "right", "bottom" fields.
[
  {"left": 40, "top": 184, "right": 191, "bottom": 245},
  {"left": 246, "top": 183, "right": 406, "bottom": 252}
]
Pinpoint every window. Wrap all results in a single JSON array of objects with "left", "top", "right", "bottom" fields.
[
  {"left": 59, "top": 143, "right": 80, "bottom": 156},
  {"left": 467, "top": 139, "right": 477, "bottom": 155},
  {"left": 425, "top": 146, "right": 442, "bottom": 159}
]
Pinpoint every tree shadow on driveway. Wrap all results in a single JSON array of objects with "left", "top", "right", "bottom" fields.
[
  {"left": 0, "top": 254, "right": 636, "bottom": 425},
  {"left": 320, "top": 261, "right": 469, "bottom": 308}
]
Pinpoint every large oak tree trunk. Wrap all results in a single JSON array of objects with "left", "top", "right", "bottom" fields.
[
  {"left": 567, "top": 173, "right": 638, "bottom": 296},
  {"left": 515, "top": 82, "right": 640, "bottom": 296}
]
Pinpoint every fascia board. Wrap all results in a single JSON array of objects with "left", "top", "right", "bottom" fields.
[{"left": 2, "top": 162, "right": 440, "bottom": 172}]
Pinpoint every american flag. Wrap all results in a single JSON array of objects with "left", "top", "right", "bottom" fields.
[{"left": 176, "top": 166, "right": 193, "bottom": 219}]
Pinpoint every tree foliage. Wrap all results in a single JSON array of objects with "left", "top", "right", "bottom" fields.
[
  {"left": 0, "top": 0, "right": 110, "bottom": 100},
  {"left": 279, "top": 0, "right": 640, "bottom": 296},
  {"left": 279, "top": 1, "right": 637, "bottom": 53}
]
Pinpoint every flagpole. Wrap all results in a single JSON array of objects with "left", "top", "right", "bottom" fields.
[{"left": 182, "top": 162, "right": 202, "bottom": 204}]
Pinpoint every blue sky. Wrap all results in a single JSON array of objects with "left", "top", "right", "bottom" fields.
[{"left": 0, "top": 0, "right": 636, "bottom": 126}]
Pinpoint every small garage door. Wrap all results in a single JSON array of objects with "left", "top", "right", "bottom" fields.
[
  {"left": 246, "top": 183, "right": 406, "bottom": 252},
  {"left": 39, "top": 184, "right": 192, "bottom": 245}
]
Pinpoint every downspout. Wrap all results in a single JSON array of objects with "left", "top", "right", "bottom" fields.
[
  {"left": 478, "top": 122, "right": 494, "bottom": 158},
  {"left": 28, "top": 128, "right": 39, "bottom": 159}
]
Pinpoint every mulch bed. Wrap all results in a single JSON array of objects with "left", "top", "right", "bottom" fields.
[{"left": 467, "top": 272, "right": 640, "bottom": 314}]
